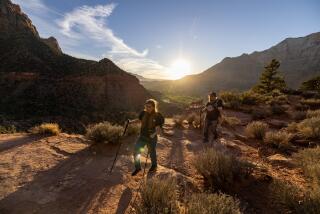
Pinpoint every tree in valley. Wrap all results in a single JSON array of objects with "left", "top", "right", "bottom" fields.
[{"left": 254, "top": 59, "right": 286, "bottom": 94}]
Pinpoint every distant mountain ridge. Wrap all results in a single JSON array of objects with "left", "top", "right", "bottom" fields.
[
  {"left": 0, "top": 0, "right": 149, "bottom": 130},
  {"left": 143, "top": 32, "right": 320, "bottom": 96}
]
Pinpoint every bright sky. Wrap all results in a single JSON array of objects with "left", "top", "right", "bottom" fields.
[{"left": 13, "top": 0, "right": 320, "bottom": 80}]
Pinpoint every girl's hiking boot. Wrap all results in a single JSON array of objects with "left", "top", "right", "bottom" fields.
[{"left": 131, "top": 168, "right": 141, "bottom": 176}]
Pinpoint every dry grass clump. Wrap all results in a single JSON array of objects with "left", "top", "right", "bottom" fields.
[
  {"left": 85, "top": 121, "right": 123, "bottom": 144},
  {"left": 293, "top": 147, "right": 320, "bottom": 184},
  {"left": 187, "top": 193, "right": 241, "bottom": 214},
  {"left": 219, "top": 91, "right": 241, "bottom": 109},
  {"left": 173, "top": 114, "right": 185, "bottom": 128},
  {"left": 301, "top": 99, "right": 320, "bottom": 109},
  {"left": 296, "top": 117, "right": 320, "bottom": 139},
  {"left": 270, "top": 180, "right": 320, "bottom": 214},
  {"left": 306, "top": 109, "right": 320, "bottom": 118},
  {"left": 135, "top": 177, "right": 178, "bottom": 214},
  {"left": 29, "top": 123, "right": 60, "bottom": 135},
  {"left": 221, "top": 116, "right": 241, "bottom": 127},
  {"left": 126, "top": 123, "right": 141, "bottom": 136},
  {"left": 193, "top": 148, "right": 249, "bottom": 191},
  {"left": 245, "top": 121, "right": 269, "bottom": 140},
  {"left": 264, "top": 130, "right": 293, "bottom": 150},
  {"left": 0, "top": 125, "right": 16, "bottom": 134}
]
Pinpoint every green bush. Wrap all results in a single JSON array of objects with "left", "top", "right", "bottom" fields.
[
  {"left": 245, "top": 121, "right": 269, "bottom": 140},
  {"left": 264, "top": 130, "right": 293, "bottom": 149},
  {"left": 29, "top": 123, "right": 60, "bottom": 135},
  {"left": 219, "top": 91, "right": 241, "bottom": 109},
  {"left": 187, "top": 193, "right": 241, "bottom": 214},
  {"left": 85, "top": 122, "right": 123, "bottom": 144},
  {"left": 240, "top": 90, "right": 264, "bottom": 105},
  {"left": 135, "top": 177, "right": 178, "bottom": 214},
  {"left": 0, "top": 125, "right": 16, "bottom": 134},
  {"left": 193, "top": 148, "right": 247, "bottom": 191}
]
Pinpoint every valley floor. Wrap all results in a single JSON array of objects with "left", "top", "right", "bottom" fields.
[{"left": 0, "top": 111, "right": 307, "bottom": 214}]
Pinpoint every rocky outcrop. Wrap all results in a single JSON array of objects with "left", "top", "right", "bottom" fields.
[
  {"left": 0, "top": 0, "right": 150, "bottom": 128},
  {"left": 143, "top": 32, "right": 320, "bottom": 96}
]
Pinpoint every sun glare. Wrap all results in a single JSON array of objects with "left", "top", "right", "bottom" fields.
[{"left": 168, "top": 58, "right": 191, "bottom": 80}]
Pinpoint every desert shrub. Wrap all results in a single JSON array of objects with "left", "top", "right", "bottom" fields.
[
  {"left": 293, "top": 147, "right": 320, "bottom": 184},
  {"left": 245, "top": 121, "right": 269, "bottom": 140},
  {"left": 85, "top": 122, "right": 123, "bottom": 144},
  {"left": 270, "top": 180, "right": 320, "bottom": 213},
  {"left": 135, "top": 177, "right": 178, "bottom": 214},
  {"left": 0, "top": 125, "right": 16, "bottom": 134},
  {"left": 29, "top": 123, "right": 60, "bottom": 135},
  {"left": 187, "top": 193, "right": 241, "bottom": 214},
  {"left": 306, "top": 109, "right": 320, "bottom": 118},
  {"left": 193, "top": 148, "right": 247, "bottom": 191},
  {"left": 126, "top": 123, "right": 141, "bottom": 136},
  {"left": 294, "top": 103, "right": 309, "bottom": 111},
  {"left": 240, "top": 90, "right": 264, "bottom": 105},
  {"left": 291, "top": 111, "right": 306, "bottom": 121},
  {"left": 287, "top": 122, "right": 298, "bottom": 133},
  {"left": 270, "top": 104, "right": 286, "bottom": 115},
  {"left": 221, "top": 116, "right": 241, "bottom": 127},
  {"left": 264, "top": 130, "right": 293, "bottom": 150},
  {"left": 173, "top": 114, "right": 185, "bottom": 128},
  {"left": 192, "top": 114, "right": 201, "bottom": 128},
  {"left": 219, "top": 91, "right": 241, "bottom": 109},
  {"left": 296, "top": 117, "right": 320, "bottom": 139},
  {"left": 301, "top": 99, "right": 320, "bottom": 109}
]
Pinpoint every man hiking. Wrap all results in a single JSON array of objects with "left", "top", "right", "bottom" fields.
[
  {"left": 129, "top": 99, "right": 164, "bottom": 176},
  {"left": 201, "top": 91, "right": 223, "bottom": 143}
]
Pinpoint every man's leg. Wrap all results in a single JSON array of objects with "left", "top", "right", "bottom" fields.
[
  {"left": 203, "top": 119, "right": 210, "bottom": 143},
  {"left": 147, "top": 137, "right": 158, "bottom": 171},
  {"left": 211, "top": 120, "right": 218, "bottom": 139}
]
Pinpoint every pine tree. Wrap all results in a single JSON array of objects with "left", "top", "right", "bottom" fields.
[{"left": 254, "top": 59, "right": 286, "bottom": 94}]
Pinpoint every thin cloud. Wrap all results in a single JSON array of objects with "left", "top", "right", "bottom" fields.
[{"left": 13, "top": 0, "right": 168, "bottom": 79}]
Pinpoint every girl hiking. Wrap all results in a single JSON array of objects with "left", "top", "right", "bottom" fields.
[{"left": 129, "top": 99, "right": 164, "bottom": 176}]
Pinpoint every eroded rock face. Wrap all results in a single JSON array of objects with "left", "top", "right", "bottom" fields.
[{"left": 0, "top": 0, "right": 150, "bottom": 127}]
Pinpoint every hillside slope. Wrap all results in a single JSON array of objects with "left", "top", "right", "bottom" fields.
[
  {"left": 143, "top": 32, "right": 320, "bottom": 96},
  {"left": 0, "top": 0, "right": 149, "bottom": 127}
]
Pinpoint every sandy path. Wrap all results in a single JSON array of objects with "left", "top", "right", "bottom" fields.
[{"left": 0, "top": 113, "right": 306, "bottom": 213}]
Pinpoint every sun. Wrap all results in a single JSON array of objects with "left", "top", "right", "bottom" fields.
[{"left": 168, "top": 58, "right": 191, "bottom": 80}]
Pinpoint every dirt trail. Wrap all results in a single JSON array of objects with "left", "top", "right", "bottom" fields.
[{"left": 0, "top": 112, "right": 306, "bottom": 214}]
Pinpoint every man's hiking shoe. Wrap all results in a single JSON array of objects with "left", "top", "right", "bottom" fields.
[
  {"left": 131, "top": 168, "right": 141, "bottom": 176},
  {"left": 148, "top": 166, "right": 157, "bottom": 173}
]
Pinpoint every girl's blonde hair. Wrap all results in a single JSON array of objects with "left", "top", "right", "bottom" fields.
[{"left": 144, "top": 99, "right": 158, "bottom": 112}]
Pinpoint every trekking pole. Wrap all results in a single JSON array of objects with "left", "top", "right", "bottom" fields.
[
  {"left": 129, "top": 151, "right": 150, "bottom": 214},
  {"left": 109, "top": 119, "right": 130, "bottom": 174}
]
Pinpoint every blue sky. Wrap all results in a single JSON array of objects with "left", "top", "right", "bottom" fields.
[{"left": 13, "top": 0, "right": 320, "bottom": 79}]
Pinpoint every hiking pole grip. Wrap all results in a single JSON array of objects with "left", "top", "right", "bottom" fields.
[{"left": 109, "top": 119, "right": 130, "bottom": 174}]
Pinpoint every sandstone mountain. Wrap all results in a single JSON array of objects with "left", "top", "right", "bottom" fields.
[
  {"left": 0, "top": 0, "right": 149, "bottom": 130},
  {"left": 143, "top": 32, "right": 320, "bottom": 96}
]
